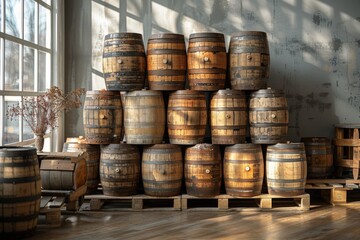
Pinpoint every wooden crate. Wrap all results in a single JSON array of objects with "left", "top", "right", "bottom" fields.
[
  {"left": 334, "top": 124, "right": 360, "bottom": 179},
  {"left": 181, "top": 194, "right": 310, "bottom": 211}
]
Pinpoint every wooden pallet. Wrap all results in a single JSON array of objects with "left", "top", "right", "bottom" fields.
[
  {"left": 306, "top": 179, "right": 360, "bottom": 205},
  {"left": 83, "top": 194, "right": 181, "bottom": 211},
  {"left": 38, "top": 196, "right": 62, "bottom": 227},
  {"left": 181, "top": 194, "right": 310, "bottom": 211}
]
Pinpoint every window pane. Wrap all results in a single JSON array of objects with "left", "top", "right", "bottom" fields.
[
  {"left": 5, "top": 40, "right": 20, "bottom": 90},
  {"left": 23, "top": 120, "right": 34, "bottom": 141},
  {"left": 23, "top": 46, "right": 35, "bottom": 91},
  {"left": 38, "top": 50, "right": 50, "bottom": 91},
  {"left": 0, "top": 1, "right": 3, "bottom": 32},
  {"left": 42, "top": 0, "right": 51, "bottom": 6},
  {"left": 39, "top": 5, "right": 51, "bottom": 48},
  {"left": 4, "top": 96, "right": 20, "bottom": 144},
  {"left": 5, "top": 0, "right": 21, "bottom": 38},
  {"left": 24, "top": 0, "right": 35, "bottom": 42}
]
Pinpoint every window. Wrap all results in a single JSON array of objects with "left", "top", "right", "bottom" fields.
[{"left": 0, "top": 0, "right": 54, "bottom": 148}]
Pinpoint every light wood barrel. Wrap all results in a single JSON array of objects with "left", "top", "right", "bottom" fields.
[
  {"left": 0, "top": 147, "right": 41, "bottom": 238},
  {"left": 147, "top": 33, "right": 186, "bottom": 90},
  {"left": 210, "top": 89, "right": 248, "bottom": 144},
  {"left": 187, "top": 32, "right": 227, "bottom": 91},
  {"left": 249, "top": 89, "right": 288, "bottom": 144},
  {"left": 142, "top": 144, "right": 183, "bottom": 197},
  {"left": 102, "top": 32, "right": 146, "bottom": 91},
  {"left": 100, "top": 144, "right": 140, "bottom": 196},
  {"left": 83, "top": 90, "right": 123, "bottom": 144},
  {"left": 185, "top": 144, "right": 222, "bottom": 197},
  {"left": 63, "top": 137, "right": 101, "bottom": 193},
  {"left": 224, "top": 144, "right": 264, "bottom": 197},
  {"left": 167, "top": 90, "right": 207, "bottom": 145},
  {"left": 124, "top": 90, "right": 165, "bottom": 144},
  {"left": 301, "top": 137, "right": 333, "bottom": 179},
  {"left": 229, "top": 31, "right": 269, "bottom": 90},
  {"left": 266, "top": 143, "right": 307, "bottom": 196}
]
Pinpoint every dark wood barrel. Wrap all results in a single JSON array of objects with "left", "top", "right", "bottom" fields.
[
  {"left": 249, "top": 89, "right": 289, "bottom": 144},
  {"left": 83, "top": 90, "right": 123, "bottom": 144},
  {"left": 187, "top": 32, "right": 227, "bottom": 91},
  {"left": 185, "top": 144, "right": 222, "bottom": 197},
  {"left": 266, "top": 143, "right": 307, "bottom": 196},
  {"left": 147, "top": 33, "right": 186, "bottom": 90},
  {"left": 301, "top": 137, "right": 333, "bottom": 179},
  {"left": 40, "top": 153, "right": 87, "bottom": 190},
  {"left": 142, "top": 144, "right": 183, "bottom": 197},
  {"left": 124, "top": 90, "right": 165, "bottom": 144},
  {"left": 224, "top": 144, "right": 264, "bottom": 197},
  {"left": 167, "top": 90, "right": 207, "bottom": 145},
  {"left": 100, "top": 144, "right": 140, "bottom": 196},
  {"left": 0, "top": 147, "right": 41, "bottom": 238},
  {"left": 210, "top": 89, "right": 248, "bottom": 144},
  {"left": 62, "top": 137, "right": 101, "bottom": 193},
  {"left": 102, "top": 32, "right": 146, "bottom": 91},
  {"left": 229, "top": 31, "right": 269, "bottom": 90}
]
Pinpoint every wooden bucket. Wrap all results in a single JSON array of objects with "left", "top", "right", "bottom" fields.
[
  {"left": 301, "top": 137, "right": 333, "bottom": 179},
  {"left": 142, "top": 144, "right": 183, "bottom": 197},
  {"left": 124, "top": 90, "right": 165, "bottom": 144},
  {"left": 249, "top": 89, "right": 289, "bottom": 144},
  {"left": 266, "top": 143, "right": 307, "bottom": 196},
  {"left": 210, "top": 89, "right": 248, "bottom": 144},
  {"left": 0, "top": 147, "right": 41, "bottom": 238},
  {"left": 102, "top": 32, "right": 146, "bottom": 91},
  {"left": 167, "top": 90, "right": 207, "bottom": 145},
  {"left": 147, "top": 33, "right": 186, "bottom": 90},
  {"left": 40, "top": 152, "right": 87, "bottom": 190},
  {"left": 100, "top": 144, "right": 140, "bottom": 196},
  {"left": 185, "top": 144, "right": 222, "bottom": 197},
  {"left": 83, "top": 90, "right": 123, "bottom": 144},
  {"left": 229, "top": 31, "right": 269, "bottom": 90},
  {"left": 224, "top": 144, "right": 264, "bottom": 197},
  {"left": 187, "top": 32, "right": 227, "bottom": 91},
  {"left": 334, "top": 124, "right": 360, "bottom": 179},
  {"left": 63, "top": 137, "right": 101, "bottom": 193}
]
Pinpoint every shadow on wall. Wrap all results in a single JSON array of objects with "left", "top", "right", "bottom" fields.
[{"left": 65, "top": 0, "right": 360, "bottom": 140}]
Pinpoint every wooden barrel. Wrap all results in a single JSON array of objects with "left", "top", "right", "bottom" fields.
[
  {"left": 210, "top": 89, "right": 248, "bottom": 144},
  {"left": 167, "top": 90, "right": 207, "bottom": 145},
  {"left": 124, "top": 90, "right": 165, "bottom": 144},
  {"left": 83, "top": 90, "right": 123, "bottom": 144},
  {"left": 229, "top": 31, "right": 269, "bottom": 90},
  {"left": 187, "top": 32, "right": 227, "bottom": 91},
  {"left": 102, "top": 32, "right": 146, "bottom": 91},
  {"left": 100, "top": 144, "right": 140, "bottom": 196},
  {"left": 224, "top": 144, "right": 264, "bottom": 197},
  {"left": 62, "top": 137, "right": 101, "bottom": 193},
  {"left": 266, "top": 143, "right": 307, "bottom": 196},
  {"left": 301, "top": 137, "right": 333, "bottom": 179},
  {"left": 40, "top": 152, "right": 87, "bottom": 190},
  {"left": 185, "top": 144, "right": 222, "bottom": 197},
  {"left": 0, "top": 147, "right": 41, "bottom": 238},
  {"left": 142, "top": 144, "right": 183, "bottom": 197},
  {"left": 249, "top": 89, "right": 289, "bottom": 144},
  {"left": 147, "top": 33, "right": 186, "bottom": 90}
]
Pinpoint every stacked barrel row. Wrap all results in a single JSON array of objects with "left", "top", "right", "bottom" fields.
[{"left": 78, "top": 31, "right": 334, "bottom": 199}]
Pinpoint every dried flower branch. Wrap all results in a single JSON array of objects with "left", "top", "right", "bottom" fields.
[{"left": 6, "top": 86, "right": 86, "bottom": 135}]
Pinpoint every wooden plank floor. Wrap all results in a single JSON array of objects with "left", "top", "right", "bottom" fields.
[{"left": 29, "top": 201, "right": 360, "bottom": 240}]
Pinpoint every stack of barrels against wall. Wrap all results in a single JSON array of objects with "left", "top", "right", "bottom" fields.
[{"left": 77, "top": 29, "right": 340, "bottom": 202}]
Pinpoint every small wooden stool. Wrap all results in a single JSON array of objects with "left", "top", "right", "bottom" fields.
[{"left": 334, "top": 124, "right": 360, "bottom": 179}]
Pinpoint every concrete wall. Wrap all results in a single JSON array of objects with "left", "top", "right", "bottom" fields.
[{"left": 65, "top": 0, "right": 360, "bottom": 141}]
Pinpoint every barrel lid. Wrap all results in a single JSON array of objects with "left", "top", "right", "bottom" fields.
[
  {"left": 144, "top": 143, "right": 181, "bottom": 151},
  {"left": 0, "top": 146, "right": 37, "bottom": 157},
  {"left": 268, "top": 142, "right": 305, "bottom": 150},
  {"left": 104, "top": 32, "right": 143, "bottom": 40},
  {"left": 189, "top": 32, "right": 225, "bottom": 40},
  {"left": 231, "top": 31, "right": 267, "bottom": 38},
  {"left": 251, "top": 88, "right": 285, "bottom": 98},
  {"left": 212, "top": 89, "right": 245, "bottom": 97},
  {"left": 101, "top": 143, "right": 139, "bottom": 152},
  {"left": 189, "top": 143, "right": 219, "bottom": 151},
  {"left": 126, "top": 89, "right": 163, "bottom": 97},
  {"left": 149, "top": 33, "right": 185, "bottom": 40},
  {"left": 86, "top": 90, "right": 120, "bottom": 96},
  {"left": 334, "top": 123, "right": 360, "bottom": 129},
  {"left": 170, "top": 89, "right": 205, "bottom": 96},
  {"left": 225, "top": 143, "right": 261, "bottom": 150}
]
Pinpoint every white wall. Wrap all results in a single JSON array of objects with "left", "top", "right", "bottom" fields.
[{"left": 65, "top": 0, "right": 360, "bottom": 141}]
